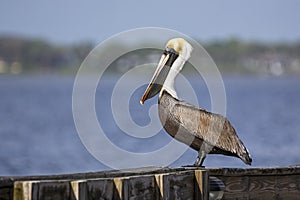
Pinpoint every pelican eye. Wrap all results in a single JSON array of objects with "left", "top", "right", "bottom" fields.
[
  {"left": 163, "top": 47, "right": 179, "bottom": 67},
  {"left": 164, "top": 47, "right": 179, "bottom": 56}
]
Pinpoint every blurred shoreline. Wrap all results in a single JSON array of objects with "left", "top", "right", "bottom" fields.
[{"left": 1, "top": 36, "right": 300, "bottom": 76}]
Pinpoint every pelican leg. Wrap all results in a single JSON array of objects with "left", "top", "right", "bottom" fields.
[
  {"left": 194, "top": 150, "right": 206, "bottom": 167},
  {"left": 194, "top": 143, "right": 211, "bottom": 167}
]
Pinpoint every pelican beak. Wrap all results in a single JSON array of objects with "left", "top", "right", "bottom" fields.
[{"left": 140, "top": 49, "right": 178, "bottom": 104}]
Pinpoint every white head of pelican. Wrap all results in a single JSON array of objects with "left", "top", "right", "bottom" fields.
[{"left": 140, "top": 38, "right": 192, "bottom": 104}]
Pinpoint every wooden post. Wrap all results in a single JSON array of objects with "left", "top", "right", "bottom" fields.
[
  {"left": 71, "top": 178, "right": 115, "bottom": 200},
  {"left": 155, "top": 170, "right": 208, "bottom": 200},
  {"left": 154, "top": 174, "right": 164, "bottom": 199},
  {"left": 35, "top": 181, "right": 71, "bottom": 200},
  {"left": 195, "top": 170, "right": 209, "bottom": 200},
  {"left": 70, "top": 180, "right": 86, "bottom": 200},
  {"left": 121, "top": 175, "right": 159, "bottom": 200},
  {"left": 14, "top": 180, "right": 71, "bottom": 200},
  {"left": 14, "top": 181, "right": 36, "bottom": 200}
]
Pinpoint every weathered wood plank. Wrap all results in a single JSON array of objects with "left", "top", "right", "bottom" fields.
[
  {"left": 1, "top": 167, "right": 185, "bottom": 188},
  {"left": 275, "top": 174, "right": 300, "bottom": 199},
  {"left": 13, "top": 180, "right": 72, "bottom": 200},
  {"left": 0, "top": 187, "right": 12, "bottom": 200},
  {"left": 209, "top": 166, "right": 300, "bottom": 200},
  {"left": 34, "top": 181, "right": 71, "bottom": 200},
  {"left": 88, "top": 179, "right": 115, "bottom": 200},
  {"left": 218, "top": 176, "right": 249, "bottom": 200},
  {"left": 71, "top": 178, "right": 116, "bottom": 200},
  {"left": 249, "top": 175, "right": 276, "bottom": 199},
  {"left": 4, "top": 166, "right": 300, "bottom": 200},
  {"left": 70, "top": 170, "right": 207, "bottom": 200},
  {"left": 155, "top": 170, "right": 206, "bottom": 200},
  {"left": 124, "top": 175, "right": 159, "bottom": 200},
  {"left": 3, "top": 166, "right": 188, "bottom": 199},
  {"left": 209, "top": 165, "right": 300, "bottom": 177}
]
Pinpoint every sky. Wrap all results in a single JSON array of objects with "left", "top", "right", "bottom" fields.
[{"left": 1, "top": 0, "right": 300, "bottom": 44}]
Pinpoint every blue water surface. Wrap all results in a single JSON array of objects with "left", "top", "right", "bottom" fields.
[{"left": 0, "top": 75, "right": 299, "bottom": 175}]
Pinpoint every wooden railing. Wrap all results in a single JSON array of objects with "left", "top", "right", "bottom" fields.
[{"left": 1, "top": 166, "right": 300, "bottom": 200}]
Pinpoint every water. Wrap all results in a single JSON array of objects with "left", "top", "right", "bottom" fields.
[{"left": 0, "top": 75, "right": 300, "bottom": 176}]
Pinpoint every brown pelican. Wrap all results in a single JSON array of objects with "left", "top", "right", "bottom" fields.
[{"left": 140, "top": 38, "right": 252, "bottom": 166}]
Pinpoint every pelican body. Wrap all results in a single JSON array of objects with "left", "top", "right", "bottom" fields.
[{"left": 140, "top": 38, "right": 252, "bottom": 166}]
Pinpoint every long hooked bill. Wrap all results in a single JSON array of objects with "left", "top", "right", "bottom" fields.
[{"left": 140, "top": 53, "right": 171, "bottom": 104}]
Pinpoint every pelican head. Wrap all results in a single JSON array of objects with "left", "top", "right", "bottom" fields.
[{"left": 140, "top": 38, "right": 193, "bottom": 104}]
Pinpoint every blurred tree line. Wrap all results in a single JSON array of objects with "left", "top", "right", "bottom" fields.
[
  {"left": 205, "top": 39, "right": 300, "bottom": 74},
  {"left": 0, "top": 37, "right": 93, "bottom": 74},
  {"left": 0, "top": 36, "right": 299, "bottom": 75}
]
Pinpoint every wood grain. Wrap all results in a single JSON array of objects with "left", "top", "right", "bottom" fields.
[
  {"left": 210, "top": 166, "right": 300, "bottom": 200},
  {"left": 3, "top": 166, "right": 300, "bottom": 200}
]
